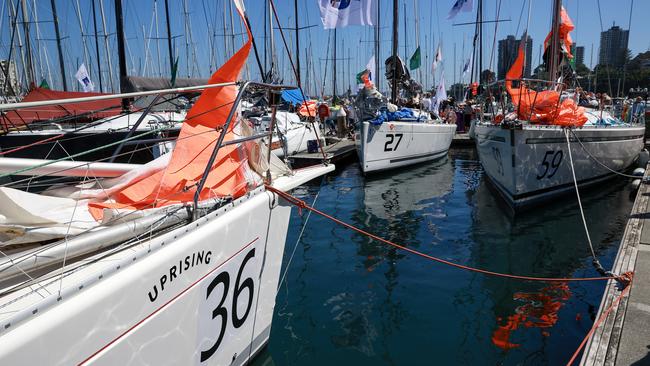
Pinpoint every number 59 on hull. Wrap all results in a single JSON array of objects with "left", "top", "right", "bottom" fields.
[{"left": 475, "top": 124, "right": 645, "bottom": 210}]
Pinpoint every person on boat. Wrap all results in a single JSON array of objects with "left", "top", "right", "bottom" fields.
[
  {"left": 630, "top": 96, "right": 646, "bottom": 124},
  {"left": 318, "top": 102, "right": 332, "bottom": 134}
]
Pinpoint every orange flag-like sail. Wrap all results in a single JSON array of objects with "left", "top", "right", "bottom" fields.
[{"left": 89, "top": 0, "right": 253, "bottom": 220}]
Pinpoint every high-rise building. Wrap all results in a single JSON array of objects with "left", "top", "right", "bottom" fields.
[
  {"left": 497, "top": 35, "right": 533, "bottom": 80},
  {"left": 598, "top": 25, "right": 629, "bottom": 68},
  {"left": 575, "top": 46, "right": 585, "bottom": 67},
  {"left": 0, "top": 59, "right": 19, "bottom": 97}
]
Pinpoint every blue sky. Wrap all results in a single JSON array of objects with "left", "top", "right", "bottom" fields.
[{"left": 1, "top": 0, "right": 648, "bottom": 95}]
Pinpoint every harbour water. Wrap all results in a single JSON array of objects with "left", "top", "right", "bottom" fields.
[{"left": 255, "top": 148, "right": 636, "bottom": 365}]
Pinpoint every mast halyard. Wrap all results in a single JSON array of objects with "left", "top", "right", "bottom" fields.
[{"left": 19, "top": 0, "right": 34, "bottom": 88}]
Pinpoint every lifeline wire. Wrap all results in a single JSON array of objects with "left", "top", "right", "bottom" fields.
[{"left": 570, "top": 128, "right": 645, "bottom": 179}]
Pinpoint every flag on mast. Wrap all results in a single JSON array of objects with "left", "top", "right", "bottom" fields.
[
  {"left": 447, "top": 0, "right": 473, "bottom": 20},
  {"left": 409, "top": 47, "right": 421, "bottom": 70},
  {"left": 318, "top": 0, "right": 376, "bottom": 29},
  {"left": 462, "top": 54, "right": 472, "bottom": 78},
  {"left": 432, "top": 45, "right": 443, "bottom": 71},
  {"left": 74, "top": 64, "right": 95, "bottom": 92}
]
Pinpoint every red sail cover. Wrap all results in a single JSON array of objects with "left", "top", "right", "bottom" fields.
[
  {"left": 505, "top": 29, "right": 586, "bottom": 127},
  {"left": 89, "top": 0, "right": 253, "bottom": 220},
  {"left": 1, "top": 88, "right": 123, "bottom": 127}
]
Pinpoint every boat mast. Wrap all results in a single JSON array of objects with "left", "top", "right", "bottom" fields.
[
  {"left": 548, "top": 0, "right": 562, "bottom": 83},
  {"left": 99, "top": 0, "right": 116, "bottom": 92},
  {"left": 114, "top": 0, "right": 129, "bottom": 110},
  {"left": 19, "top": 0, "right": 34, "bottom": 88},
  {"left": 374, "top": 0, "right": 381, "bottom": 92},
  {"left": 478, "top": 0, "right": 483, "bottom": 83},
  {"left": 414, "top": 0, "right": 421, "bottom": 84},
  {"left": 390, "top": 0, "right": 398, "bottom": 103},
  {"left": 333, "top": 29, "right": 337, "bottom": 103},
  {"left": 294, "top": 0, "right": 301, "bottom": 88},
  {"left": 164, "top": 0, "right": 174, "bottom": 77},
  {"left": 91, "top": 0, "right": 103, "bottom": 92}
]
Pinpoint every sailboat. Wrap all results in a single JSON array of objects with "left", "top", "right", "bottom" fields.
[
  {"left": 355, "top": 0, "right": 455, "bottom": 174},
  {"left": 0, "top": 2, "right": 333, "bottom": 364},
  {"left": 473, "top": 1, "right": 644, "bottom": 210}
]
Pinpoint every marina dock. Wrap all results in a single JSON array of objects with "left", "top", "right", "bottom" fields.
[
  {"left": 289, "top": 137, "right": 357, "bottom": 168},
  {"left": 581, "top": 168, "right": 650, "bottom": 365}
]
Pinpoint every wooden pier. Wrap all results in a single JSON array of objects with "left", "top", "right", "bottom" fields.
[
  {"left": 581, "top": 167, "right": 650, "bottom": 365},
  {"left": 288, "top": 137, "right": 357, "bottom": 168},
  {"left": 451, "top": 133, "right": 474, "bottom": 147}
]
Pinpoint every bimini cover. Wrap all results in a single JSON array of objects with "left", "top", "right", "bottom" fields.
[
  {"left": 281, "top": 89, "right": 307, "bottom": 104},
  {"left": 2, "top": 88, "right": 123, "bottom": 127}
]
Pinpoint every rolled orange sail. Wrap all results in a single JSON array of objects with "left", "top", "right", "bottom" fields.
[
  {"left": 89, "top": 0, "right": 253, "bottom": 220},
  {"left": 505, "top": 29, "right": 586, "bottom": 127}
]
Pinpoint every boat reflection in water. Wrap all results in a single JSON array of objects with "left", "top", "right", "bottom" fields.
[
  {"left": 267, "top": 149, "right": 635, "bottom": 365},
  {"left": 462, "top": 176, "right": 634, "bottom": 361}
]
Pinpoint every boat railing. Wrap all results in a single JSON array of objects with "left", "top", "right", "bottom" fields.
[
  {"left": 476, "top": 78, "right": 582, "bottom": 124},
  {"left": 0, "top": 80, "right": 301, "bottom": 219}
]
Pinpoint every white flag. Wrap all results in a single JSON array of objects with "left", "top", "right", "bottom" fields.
[
  {"left": 366, "top": 55, "right": 375, "bottom": 81},
  {"left": 433, "top": 77, "right": 447, "bottom": 113},
  {"left": 447, "top": 0, "right": 473, "bottom": 20},
  {"left": 75, "top": 64, "right": 95, "bottom": 92},
  {"left": 318, "top": 0, "right": 376, "bottom": 29},
  {"left": 432, "top": 45, "right": 443, "bottom": 71}
]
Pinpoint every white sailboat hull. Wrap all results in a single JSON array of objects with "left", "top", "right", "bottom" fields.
[
  {"left": 474, "top": 123, "right": 645, "bottom": 209},
  {"left": 0, "top": 163, "right": 334, "bottom": 365},
  {"left": 356, "top": 121, "right": 456, "bottom": 174},
  {"left": 271, "top": 122, "right": 321, "bottom": 158}
]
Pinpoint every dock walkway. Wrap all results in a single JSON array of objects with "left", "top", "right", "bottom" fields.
[{"left": 581, "top": 169, "right": 650, "bottom": 365}]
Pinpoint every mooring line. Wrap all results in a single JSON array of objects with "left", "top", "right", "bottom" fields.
[{"left": 266, "top": 185, "right": 628, "bottom": 283}]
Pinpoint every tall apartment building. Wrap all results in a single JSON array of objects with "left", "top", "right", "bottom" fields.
[
  {"left": 497, "top": 35, "right": 533, "bottom": 80},
  {"left": 598, "top": 25, "right": 629, "bottom": 68}
]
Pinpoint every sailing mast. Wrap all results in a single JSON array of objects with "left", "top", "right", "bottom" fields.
[
  {"left": 164, "top": 0, "right": 174, "bottom": 77},
  {"left": 332, "top": 29, "right": 337, "bottom": 103},
  {"left": 390, "top": 0, "right": 398, "bottom": 103},
  {"left": 99, "top": 0, "right": 115, "bottom": 92},
  {"left": 374, "top": 0, "right": 381, "bottom": 92},
  {"left": 50, "top": 0, "right": 68, "bottom": 91},
  {"left": 91, "top": 0, "right": 103, "bottom": 92},
  {"left": 114, "top": 0, "right": 129, "bottom": 110},
  {"left": 294, "top": 0, "right": 301, "bottom": 88},
  {"left": 548, "top": 0, "right": 561, "bottom": 83},
  {"left": 19, "top": 0, "right": 34, "bottom": 88}
]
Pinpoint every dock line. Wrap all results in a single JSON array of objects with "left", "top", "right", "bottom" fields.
[{"left": 266, "top": 184, "right": 628, "bottom": 283}]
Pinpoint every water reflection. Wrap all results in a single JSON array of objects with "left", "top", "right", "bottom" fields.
[{"left": 266, "top": 149, "right": 635, "bottom": 365}]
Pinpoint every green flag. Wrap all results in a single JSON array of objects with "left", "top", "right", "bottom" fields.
[
  {"left": 170, "top": 57, "right": 179, "bottom": 87},
  {"left": 409, "top": 46, "right": 421, "bottom": 70},
  {"left": 39, "top": 78, "right": 49, "bottom": 89},
  {"left": 356, "top": 69, "right": 368, "bottom": 84}
]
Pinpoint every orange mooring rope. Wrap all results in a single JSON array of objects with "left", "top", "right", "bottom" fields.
[
  {"left": 566, "top": 275, "right": 633, "bottom": 365},
  {"left": 266, "top": 185, "right": 631, "bottom": 284},
  {"left": 265, "top": 185, "right": 634, "bottom": 365}
]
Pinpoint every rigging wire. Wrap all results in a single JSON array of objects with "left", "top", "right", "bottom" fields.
[{"left": 570, "top": 128, "right": 645, "bottom": 179}]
